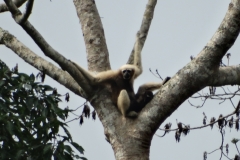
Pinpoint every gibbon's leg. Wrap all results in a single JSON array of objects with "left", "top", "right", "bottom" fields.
[
  {"left": 117, "top": 90, "right": 134, "bottom": 117},
  {"left": 135, "top": 91, "right": 154, "bottom": 108}
]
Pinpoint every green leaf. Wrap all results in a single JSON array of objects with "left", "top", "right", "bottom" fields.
[
  {"left": 70, "top": 142, "right": 84, "bottom": 154},
  {"left": 0, "top": 80, "right": 5, "bottom": 87},
  {"left": 42, "top": 85, "right": 53, "bottom": 91},
  {"left": 62, "top": 126, "right": 72, "bottom": 142},
  {"left": 26, "top": 97, "right": 35, "bottom": 109},
  {"left": 18, "top": 73, "right": 29, "bottom": 82},
  {"left": 6, "top": 121, "right": 14, "bottom": 135},
  {"left": 43, "top": 143, "right": 52, "bottom": 155},
  {"left": 15, "top": 150, "right": 24, "bottom": 159},
  {"left": 62, "top": 151, "right": 72, "bottom": 159},
  {"left": 74, "top": 155, "right": 88, "bottom": 160},
  {"left": 0, "top": 62, "right": 86, "bottom": 159},
  {"left": 64, "top": 145, "right": 73, "bottom": 154}
]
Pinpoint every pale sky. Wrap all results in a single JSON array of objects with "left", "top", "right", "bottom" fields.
[{"left": 1, "top": 0, "right": 240, "bottom": 159}]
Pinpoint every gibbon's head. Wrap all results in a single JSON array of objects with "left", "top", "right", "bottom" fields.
[
  {"left": 122, "top": 69, "right": 134, "bottom": 80},
  {"left": 120, "top": 64, "right": 136, "bottom": 80}
]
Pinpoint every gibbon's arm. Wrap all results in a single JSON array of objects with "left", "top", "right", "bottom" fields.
[
  {"left": 132, "top": 35, "right": 143, "bottom": 79},
  {"left": 136, "top": 77, "right": 171, "bottom": 94},
  {"left": 95, "top": 70, "right": 120, "bottom": 83},
  {"left": 137, "top": 82, "right": 163, "bottom": 95},
  {"left": 72, "top": 61, "right": 120, "bottom": 84},
  {"left": 72, "top": 62, "right": 96, "bottom": 84}
]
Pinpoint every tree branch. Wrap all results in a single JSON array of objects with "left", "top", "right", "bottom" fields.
[
  {"left": 210, "top": 65, "right": 240, "bottom": 86},
  {"left": 0, "top": 27, "right": 86, "bottom": 98},
  {"left": 73, "top": 0, "right": 110, "bottom": 72},
  {"left": 127, "top": 0, "right": 157, "bottom": 65},
  {"left": 0, "top": 0, "right": 27, "bottom": 13},
  {"left": 20, "top": 0, "right": 34, "bottom": 24},
  {"left": 196, "top": 1, "right": 240, "bottom": 67},
  {"left": 138, "top": 0, "right": 240, "bottom": 134},
  {"left": 3, "top": 0, "right": 94, "bottom": 96}
]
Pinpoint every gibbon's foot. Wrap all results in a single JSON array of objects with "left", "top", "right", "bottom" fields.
[
  {"left": 127, "top": 111, "right": 138, "bottom": 118},
  {"left": 162, "top": 77, "right": 171, "bottom": 85}
]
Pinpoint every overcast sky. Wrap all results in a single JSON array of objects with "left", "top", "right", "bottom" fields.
[{"left": 1, "top": 0, "right": 240, "bottom": 159}]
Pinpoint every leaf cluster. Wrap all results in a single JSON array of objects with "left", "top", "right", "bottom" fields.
[{"left": 0, "top": 61, "right": 87, "bottom": 160}]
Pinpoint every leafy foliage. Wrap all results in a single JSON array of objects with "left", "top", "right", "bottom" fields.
[{"left": 0, "top": 61, "right": 87, "bottom": 160}]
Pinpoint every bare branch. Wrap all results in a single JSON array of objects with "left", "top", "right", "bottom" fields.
[
  {"left": 73, "top": 0, "right": 110, "bottom": 71},
  {"left": 3, "top": 0, "right": 94, "bottom": 95},
  {"left": 138, "top": 0, "right": 240, "bottom": 133},
  {"left": 196, "top": 1, "right": 240, "bottom": 66},
  {"left": 20, "top": 0, "right": 34, "bottom": 23},
  {"left": 190, "top": 87, "right": 240, "bottom": 106},
  {"left": 0, "top": 27, "right": 86, "bottom": 98},
  {"left": 158, "top": 110, "right": 238, "bottom": 134},
  {"left": 0, "top": 0, "right": 26, "bottom": 13},
  {"left": 210, "top": 65, "right": 240, "bottom": 86},
  {"left": 127, "top": 0, "right": 157, "bottom": 65},
  {"left": 219, "top": 128, "right": 224, "bottom": 160}
]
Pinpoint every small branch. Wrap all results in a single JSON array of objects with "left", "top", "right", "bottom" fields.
[
  {"left": 221, "top": 152, "right": 231, "bottom": 160},
  {"left": 208, "top": 148, "right": 220, "bottom": 154},
  {"left": 207, "top": 146, "right": 231, "bottom": 160},
  {"left": 190, "top": 87, "right": 240, "bottom": 105},
  {"left": 149, "top": 68, "right": 162, "bottom": 79},
  {"left": 0, "top": 0, "right": 27, "bottom": 13},
  {"left": 20, "top": 0, "right": 34, "bottom": 24},
  {"left": 219, "top": 128, "right": 224, "bottom": 160},
  {"left": 155, "top": 69, "right": 163, "bottom": 80},
  {"left": 188, "top": 98, "right": 207, "bottom": 108},
  {"left": 158, "top": 109, "right": 238, "bottom": 133},
  {"left": 66, "top": 117, "right": 80, "bottom": 123},
  {"left": 235, "top": 143, "right": 240, "bottom": 155}
]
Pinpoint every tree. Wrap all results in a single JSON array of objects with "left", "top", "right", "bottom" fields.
[
  {"left": 0, "top": 0, "right": 240, "bottom": 160},
  {"left": 0, "top": 61, "right": 86, "bottom": 159}
]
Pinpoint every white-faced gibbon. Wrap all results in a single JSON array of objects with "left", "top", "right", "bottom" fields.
[{"left": 72, "top": 35, "right": 170, "bottom": 117}]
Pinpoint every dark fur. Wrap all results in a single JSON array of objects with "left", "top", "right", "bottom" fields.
[{"left": 127, "top": 91, "right": 153, "bottom": 114}]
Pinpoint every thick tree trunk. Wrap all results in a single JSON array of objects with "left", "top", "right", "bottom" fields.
[
  {"left": 111, "top": 136, "right": 150, "bottom": 160},
  {"left": 90, "top": 89, "right": 152, "bottom": 160}
]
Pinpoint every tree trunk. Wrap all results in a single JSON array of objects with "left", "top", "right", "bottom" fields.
[
  {"left": 89, "top": 89, "right": 152, "bottom": 160},
  {"left": 111, "top": 136, "right": 150, "bottom": 160}
]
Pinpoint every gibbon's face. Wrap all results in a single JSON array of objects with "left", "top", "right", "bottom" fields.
[{"left": 122, "top": 69, "right": 134, "bottom": 80}]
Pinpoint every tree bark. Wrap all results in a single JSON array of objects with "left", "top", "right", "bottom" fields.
[{"left": 73, "top": 0, "right": 111, "bottom": 72}]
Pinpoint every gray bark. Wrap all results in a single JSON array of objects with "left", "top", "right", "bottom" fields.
[
  {"left": 0, "top": 0, "right": 26, "bottom": 13},
  {"left": 73, "top": 0, "right": 111, "bottom": 72}
]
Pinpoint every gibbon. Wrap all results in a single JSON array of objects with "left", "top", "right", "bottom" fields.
[
  {"left": 73, "top": 61, "right": 170, "bottom": 117},
  {"left": 125, "top": 78, "right": 170, "bottom": 117},
  {"left": 72, "top": 34, "right": 170, "bottom": 117}
]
